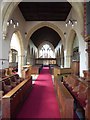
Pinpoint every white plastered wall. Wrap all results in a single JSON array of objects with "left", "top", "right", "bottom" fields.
[
  {"left": 28, "top": 39, "right": 38, "bottom": 65},
  {"left": 65, "top": 6, "right": 88, "bottom": 76},
  {"left": 1, "top": 2, "right": 88, "bottom": 77},
  {"left": 55, "top": 41, "right": 63, "bottom": 67},
  {"left": 1, "top": 6, "right": 25, "bottom": 76}
]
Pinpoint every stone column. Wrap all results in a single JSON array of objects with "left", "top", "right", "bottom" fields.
[
  {"left": 64, "top": 55, "right": 72, "bottom": 68},
  {"left": 0, "top": 36, "right": 10, "bottom": 78},
  {"left": 18, "top": 55, "right": 25, "bottom": 77}
]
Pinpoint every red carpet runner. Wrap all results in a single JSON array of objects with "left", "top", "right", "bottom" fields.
[{"left": 16, "top": 67, "right": 61, "bottom": 118}]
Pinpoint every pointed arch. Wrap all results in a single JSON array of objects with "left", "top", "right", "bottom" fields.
[
  {"left": 24, "top": 22, "right": 65, "bottom": 50},
  {"left": 2, "top": 2, "right": 83, "bottom": 42},
  {"left": 10, "top": 31, "right": 24, "bottom": 76},
  {"left": 38, "top": 41, "right": 54, "bottom": 52},
  {"left": 66, "top": 29, "right": 76, "bottom": 56}
]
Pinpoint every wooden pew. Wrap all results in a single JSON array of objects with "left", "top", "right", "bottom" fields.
[
  {"left": 53, "top": 66, "right": 60, "bottom": 77},
  {"left": 0, "top": 69, "right": 6, "bottom": 78},
  {"left": 63, "top": 75, "right": 89, "bottom": 120},
  {"left": 31, "top": 65, "right": 39, "bottom": 74},
  {"left": 54, "top": 77, "right": 74, "bottom": 118},
  {"left": 53, "top": 66, "right": 71, "bottom": 77},
  {"left": 1, "top": 74, "right": 23, "bottom": 95},
  {"left": 2, "top": 77, "right": 32, "bottom": 119},
  {"left": 0, "top": 91, "right": 3, "bottom": 119},
  {"left": 22, "top": 65, "right": 32, "bottom": 79},
  {"left": 85, "top": 94, "right": 90, "bottom": 120}
]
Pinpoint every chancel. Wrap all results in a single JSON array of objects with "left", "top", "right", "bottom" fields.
[{"left": 0, "top": 1, "right": 90, "bottom": 120}]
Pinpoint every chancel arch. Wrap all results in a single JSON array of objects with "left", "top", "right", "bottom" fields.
[
  {"left": 2, "top": 2, "right": 83, "bottom": 41},
  {"left": 25, "top": 22, "right": 65, "bottom": 50}
]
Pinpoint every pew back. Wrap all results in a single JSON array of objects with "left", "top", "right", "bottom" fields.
[
  {"left": 54, "top": 77, "right": 74, "bottom": 118},
  {"left": 2, "top": 78, "right": 32, "bottom": 119}
]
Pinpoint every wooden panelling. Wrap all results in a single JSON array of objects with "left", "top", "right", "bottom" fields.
[
  {"left": 58, "top": 82, "right": 74, "bottom": 118},
  {"left": 54, "top": 78, "right": 74, "bottom": 118},
  {"left": 22, "top": 65, "right": 32, "bottom": 79},
  {"left": 53, "top": 66, "right": 71, "bottom": 77},
  {"left": 53, "top": 61, "right": 79, "bottom": 77},
  {"left": 71, "top": 61, "right": 79, "bottom": 75},
  {"left": 60, "top": 68, "right": 72, "bottom": 74},
  {"left": 53, "top": 66, "right": 60, "bottom": 77},
  {"left": 31, "top": 66, "right": 39, "bottom": 74},
  {"left": 63, "top": 75, "right": 89, "bottom": 120},
  {"left": 2, "top": 78, "right": 32, "bottom": 119}
]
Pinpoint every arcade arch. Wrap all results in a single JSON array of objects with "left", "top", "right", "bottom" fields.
[
  {"left": 1, "top": 1, "right": 87, "bottom": 77},
  {"left": 9, "top": 31, "right": 24, "bottom": 77}
]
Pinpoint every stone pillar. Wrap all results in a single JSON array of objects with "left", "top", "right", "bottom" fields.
[
  {"left": 0, "top": 30, "right": 10, "bottom": 78},
  {"left": 64, "top": 55, "right": 72, "bottom": 68},
  {"left": 0, "top": 36, "right": 10, "bottom": 77},
  {"left": 18, "top": 55, "right": 25, "bottom": 77}
]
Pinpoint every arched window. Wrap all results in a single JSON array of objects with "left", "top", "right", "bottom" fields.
[{"left": 39, "top": 44, "right": 54, "bottom": 58}]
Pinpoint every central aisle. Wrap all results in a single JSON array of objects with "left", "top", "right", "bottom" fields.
[{"left": 17, "top": 67, "right": 61, "bottom": 118}]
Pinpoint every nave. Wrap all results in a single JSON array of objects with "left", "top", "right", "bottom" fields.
[
  {"left": 16, "top": 67, "right": 61, "bottom": 118},
  {"left": 1, "top": 1, "right": 90, "bottom": 120},
  {"left": 0, "top": 64, "right": 89, "bottom": 120}
]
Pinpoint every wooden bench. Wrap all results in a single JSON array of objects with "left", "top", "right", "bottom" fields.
[
  {"left": 2, "top": 77, "right": 32, "bottom": 119},
  {"left": 22, "top": 65, "right": 32, "bottom": 79},
  {"left": 53, "top": 66, "right": 71, "bottom": 77},
  {"left": 63, "top": 75, "right": 89, "bottom": 120},
  {"left": 31, "top": 65, "right": 39, "bottom": 74},
  {"left": 1, "top": 74, "right": 24, "bottom": 95},
  {"left": 53, "top": 66, "right": 60, "bottom": 77},
  {"left": 54, "top": 77, "right": 74, "bottom": 118}
]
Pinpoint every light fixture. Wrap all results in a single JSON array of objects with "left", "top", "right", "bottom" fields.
[
  {"left": 7, "top": 19, "right": 19, "bottom": 28},
  {"left": 3, "top": 32, "right": 7, "bottom": 40},
  {"left": 64, "top": 32, "right": 66, "bottom": 37},
  {"left": 25, "top": 32, "right": 27, "bottom": 37},
  {"left": 65, "top": 19, "right": 77, "bottom": 28},
  {"left": 65, "top": 7, "right": 77, "bottom": 28}
]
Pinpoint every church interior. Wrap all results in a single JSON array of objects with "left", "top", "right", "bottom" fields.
[{"left": 0, "top": 1, "right": 90, "bottom": 119}]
